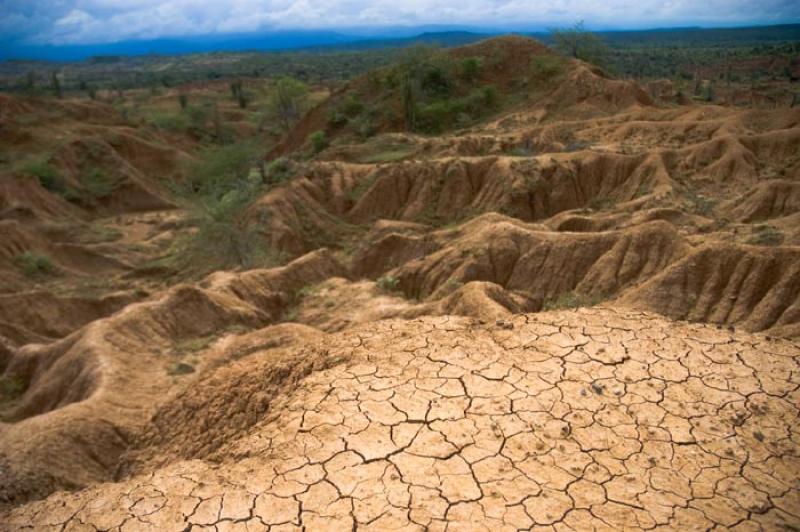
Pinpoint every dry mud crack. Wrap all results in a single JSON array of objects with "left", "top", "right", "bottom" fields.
[{"left": 5, "top": 308, "right": 799, "bottom": 531}]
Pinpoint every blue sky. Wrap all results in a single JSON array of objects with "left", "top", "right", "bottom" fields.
[{"left": 2, "top": 0, "right": 799, "bottom": 45}]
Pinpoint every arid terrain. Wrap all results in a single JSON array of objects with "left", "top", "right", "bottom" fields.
[{"left": 1, "top": 36, "right": 799, "bottom": 530}]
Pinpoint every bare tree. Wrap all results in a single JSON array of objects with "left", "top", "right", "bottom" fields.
[{"left": 550, "top": 21, "right": 609, "bottom": 66}]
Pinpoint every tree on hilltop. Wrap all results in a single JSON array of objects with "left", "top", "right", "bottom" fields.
[{"left": 550, "top": 21, "right": 609, "bottom": 67}]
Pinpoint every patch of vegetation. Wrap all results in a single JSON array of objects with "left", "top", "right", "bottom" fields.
[
  {"left": 747, "top": 225, "right": 784, "bottom": 246},
  {"left": 348, "top": 173, "right": 380, "bottom": 202},
  {"left": 80, "top": 167, "right": 120, "bottom": 198},
  {"left": 376, "top": 275, "right": 400, "bottom": 293},
  {"left": 172, "top": 335, "right": 217, "bottom": 355},
  {"left": 530, "top": 55, "right": 566, "bottom": 78},
  {"left": 415, "top": 86, "right": 498, "bottom": 134},
  {"left": 309, "top": 130, "right": 328, "bottom": 154},
  {"left": 685, "top": 191, "right": 717, "bottom": 217},
  {"left": 22, "top": 159, "right": 67, "bottom": 194},
  {"left": 543, "top": 291, "right": 604, "bottom": 311},
  {"left": 355, "top": 138, "right": 417, "bottom": 164},
  {"left": 14, "top": 252, "right": 57, "bottom": 278},
  {"left": 297, "top": 283, "right": 323, "bottom": 300},
  {"left": 167, "top": 362, "right": 196, "bottom": 376},
  {"left": 563, "top": 139, "right": 593, "bottom": 152},
  {"left": 263, "top": 157, "right": 295, "bottom": 185},
  {"left": 505, "top": 146, "right": 533, "bottom": 157},
  {"left": 550, "top": 21, "right": 610, "bottom": 67},
  {"left": 79, "top": 224, "right": 124, "bottom": 244},
  {"left": 281, "top": 306, "right": 300, "bottom": 322},
  {"left": 270, "top": 77, "right": 309, "bottom": 130},
  {"left": 0, "top": 375, "right": 25, "bottom": 404},
  {"left": 440, "top": 278, "right": 464, "bottom": 296},
  {"left": 163, "top": 140, "right": 281, "bottom": 277},
  {"left": 587, "top": 196, "right": 616, "bottom": 211}
]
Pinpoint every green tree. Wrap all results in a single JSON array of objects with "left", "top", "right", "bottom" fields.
[
  {"left": 50, "top": 71, "right": 62, "bottom": 98},
  {"left": 550, "top": 21, "right": 609, "bottom": 66},
  {"left": 309, "top": 130, "right": 327, "bottom": 154},
  {"left": 270, "top": 77, "right": 309, "bottom": 130}
]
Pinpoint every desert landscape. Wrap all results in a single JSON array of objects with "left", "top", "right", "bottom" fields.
[{"left": 0, "top": 17, "right": 799, "bottom": 532}]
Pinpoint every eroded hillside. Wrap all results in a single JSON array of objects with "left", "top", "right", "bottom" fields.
[{"left": 0, "top": 36, "right": 798, "bottom": 530}]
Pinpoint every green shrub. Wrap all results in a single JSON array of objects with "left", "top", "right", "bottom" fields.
[
  {"left": 15, "top": 252, "right": 57, "bottom": 277},
  {"left": 340, "top": 95, "right": 365, "bottom": 116},
  {"left": 264, "top": 157, "right": 293, "bottom": 185},
  {"left": 747, "top": 225, "right": 784, "bottom": 246},
  {"left": 81, "top": 168, "right": 119, "bottom": 198},
  {"left": 461, "top": 57, "right": 482, "bottom": 82},
  {"left": 328, "top": 110, "right": 349, "bottom": 127},
  {"left": 415, "top": 86, "right": 498, "bottom": 134},
  {"left": 376, "top": 275, "right": 400, "bottom": 293},
  {"left": 531, "top": 56, "right": 566, "bottom": 78},
  {"left": 147, "top": 111, "right": 191, "bottom": 132},
  {"left": 543, "top": 291, "right": 603, "bottom": 311},
  {"left": 164, "top": 140, "right": 277, "bottom": 277},
  {"left": 167, "top": 362, "right": 195, "bottom": 376},
  {"left": 180, "top": 141, "right": 262, "bottom": 197},
  {"left": 685, "top": 191, "right": 717, "bottom": 216},
  {"left": 23, "top": 160, "right": 65, "bottom": 194},
  {"left": 420, "top": 66, "right": 452, "bottom": 98},
  {"left": 0, "top": 376, "right": 25, "bottom": 404},
  {"left": 309, "top": 130, "right": 327, "bottom": 154}
]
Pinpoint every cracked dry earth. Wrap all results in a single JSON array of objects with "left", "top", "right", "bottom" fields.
[{"left": 5, "top": 308, "right": 800, "bottom": 531}]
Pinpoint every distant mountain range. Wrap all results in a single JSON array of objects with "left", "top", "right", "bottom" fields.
[{"left": 1, "top": 23, "right": 799, "bottom": 63}]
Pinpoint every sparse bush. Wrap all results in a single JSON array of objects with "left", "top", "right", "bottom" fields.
[
  {"left": 178, "top": 93, "right": 188, "bottom": 109},
  {"left": 0, "top": 375, "right": 25, "bottom": 404},
  {"left": 270, "top": 77, "right": 309, "bottom": 130},
  {"left": 15, "top": 252, "right": 57, "bottom": 277},
  {"left": 685, "top": 191, "right": 717, "bottom": 216},
  {"left": 376, "top": 275, "right": 400, "bottom": 293},
  {"left": 415, "top": 85, "right": 498, "bottom": 134},
  {"left": 147, "top": 110, "right": 192, "bottom": 132},
  {"left": 531, "top": 56, "right": 565, "bottom": 78},
  {"left": 550, "top": 21, "right": 609, "bottom": 67},
  {"left": 563, "top": 139, "right": 592, "bottom": 152},
  {"left": 23, "top": 159, "right": 66, "bottom": 194},
  {"left": 328, "top": 110, "right": 349, "bottom": 127},
  {"left": 440, "top": 278, "right": 464, "bottom": 295},
  {"left": 543, "top": 291, "right": 603, "bottom": 311},
  {"left": 340, "top": 94, "right": 365, "bottom": 117},
  {"left": 167, "top": 362, "right": 195, "bottom": 376},
  {"left": 165, "top": 141, "right": 277, "bottom": 277},
  {"left": 263, "top": 157, "right": 293, "bottom": 185},
  {"left": 297, "top": 283, "right": 322, "bottom": 300},
  {"left": 50, "top": 71, "right": 62, "bottom": 98},
  {"left": 81, "top": 168, "right": 119, "bottom": 198},
  {"left": 747, "top": 225, "right": 784, "bottom": 246},
  {"left": 461, "top": 57, "right": 482, "bottom": 82},
  {"left": 309, "top": 130, "right": 327, "bottom": 154},
  {"left": 587, "top": 196, "right": 615, "bottom": 211}
]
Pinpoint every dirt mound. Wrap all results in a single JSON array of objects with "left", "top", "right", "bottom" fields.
[
  {"left": 5, "top": 308, "right": 799, "bottom": 530},
  {"left": 0, "top": 290, "right": 139, "bottom": 345},
  {"left": 0, "top": 249, "right": 344, "bottom": 507},
  {"left": 621, "top": 243, "right": 800, "bottom": 337},
  {"left": 383, "top": 216, "right": 688, "bottom": 302},
  {"left": 724, "top": 180, "right": 800, "bottom": 222},
  {"left": 270, "top": 36, "right": 651, "bottom": 157}
]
